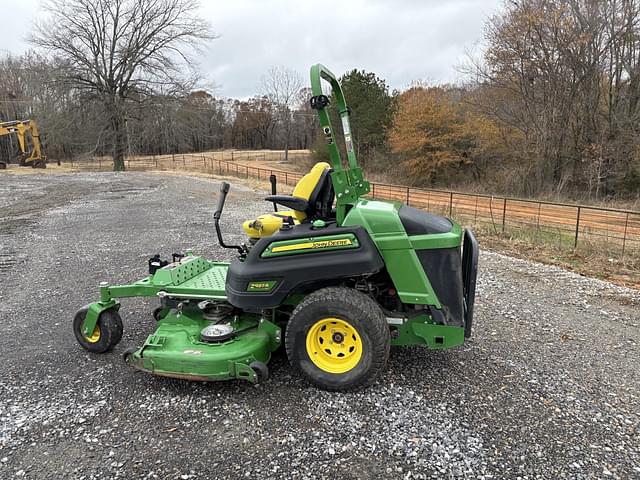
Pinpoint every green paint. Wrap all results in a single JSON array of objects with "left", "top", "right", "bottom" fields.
[
  {"left": 124, "top": 310, "right": 281, "bottom": 382},
  {"left": 149, "top": 255, "right": 213, "bottom": 286},
  {"left": 391, "top": 314, "right": 465, "bottom": 348},
  {"left": 342, "top": 199, "right": 464, "bottom": 307},
  {"left": 310, "top": 64, "right": 370, "bottom": 224},
  {"left": 261, "top": 234, "right": 359, "bottom": 258},
  {"left": 97, "top": 260, "right": 230, "bottom": 304},
  {"left": 312, "top": 219, "right": 327, "bottom": 228}
]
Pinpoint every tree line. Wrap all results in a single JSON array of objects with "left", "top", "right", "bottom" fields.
[
  {"left": 323, "top": 0, "right": 640, "bottom": 200},
  {"left": 1, "top": 0, "right": 639, "bottom": 200},
  {"left": 0, "top": 52, "right": 317, "bottom": 166}
]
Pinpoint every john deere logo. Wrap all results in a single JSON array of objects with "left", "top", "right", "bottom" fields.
[
  {"left": 264, "top": 235, "right": 358, "bottom": 257},
  {"left": 311, "top": 239, "right": 352, "bottom": 249}
]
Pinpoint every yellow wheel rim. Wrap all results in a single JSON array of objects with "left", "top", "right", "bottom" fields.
[
  {"left": 85, "top": 324, "right": 101, "bottom": 343},
  {"left": 305, "top": 317, "right": 362, "bottom": 374}
]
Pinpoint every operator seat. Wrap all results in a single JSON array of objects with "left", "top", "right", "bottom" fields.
[{"left": 243, "top": 162, "right": 334, "bottom": 240}]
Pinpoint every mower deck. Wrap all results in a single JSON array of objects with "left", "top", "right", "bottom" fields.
[
  {"left": 83, "top": 257, "right": 281, "bottom": 383},
  {"left": 124, "top": 308, "right": 280, "bottom": 383}
]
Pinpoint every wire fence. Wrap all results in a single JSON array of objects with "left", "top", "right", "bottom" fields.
[{"left": 66, "top": 151, "right": 640, "bottom": 260}]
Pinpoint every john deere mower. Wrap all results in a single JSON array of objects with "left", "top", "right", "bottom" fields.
[{"left": 73, "top": 64, "right": 478, "bottom": 391}]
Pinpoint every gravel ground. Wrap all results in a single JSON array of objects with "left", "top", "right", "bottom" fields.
[{"left": 0, "top": 171, "right": 638, "bottom": 480}]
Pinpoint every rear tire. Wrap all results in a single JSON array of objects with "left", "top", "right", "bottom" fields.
[
  {"left": 73, "top": 306, "right": 123, "bottom": 353},
  {"left": 285, "top": 286, "right": 390, "bottom": 391}
]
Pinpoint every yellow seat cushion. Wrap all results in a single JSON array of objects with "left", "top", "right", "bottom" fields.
[
  {"left": 289, "top": 162, "right": 331, "bottom": 222},
  {"left": 242, "top": 211, "right": 298, "bottom": 239},
  {"left": 242, "top": 162, "right": 331, "bottom": 239}
]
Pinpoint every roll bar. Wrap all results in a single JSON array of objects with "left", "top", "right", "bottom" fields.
[{"left": 309, "top": 64, "right": 370, "bottom": 224}]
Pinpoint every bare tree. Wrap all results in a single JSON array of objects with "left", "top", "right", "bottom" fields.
[
  {"left": 261, "top": 65, "right": 303, "bottom": 163},
  {"left": 30, "top": 0, "right": 213, "bottom": 170}
]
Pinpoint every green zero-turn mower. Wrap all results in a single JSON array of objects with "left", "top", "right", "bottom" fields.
[{"left": 73, "top": 64, "right": 479, "bottom": 391}]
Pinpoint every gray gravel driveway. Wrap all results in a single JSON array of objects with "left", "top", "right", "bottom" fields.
[{"left": 0, "top": 172, "right": 638, "bottom": 479}]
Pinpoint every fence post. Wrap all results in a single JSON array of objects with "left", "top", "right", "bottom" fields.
[
  {"left": 99, "top": 157, "right": 101, "bottom": 168},
  {"left": 622, "top": 212, "right": 629, "bottom": 257},
  {"left": 285, "top": 172, "right": 288, "bottom": 185},
  {"left": 474, "top": 195, "right": 478, "bottom": 224},
  {"left": 502, "top": 198, "right": 507, "bottom": 233},
  {"left": 574, "top": 206, "right": 581, "bottom": 249},
  {"left": 231, "top": 151, "right": 234, "bottom": 161},
  {"left": 183, "top": 154, "right": 186, "bottom": 167},
  {"left": 372, "top": 183, "right": 376, "bottom": 199},
  {"left": 406, "top": 187, "right": 410, "bottom": 206},
  {"left": 246, "top": 165, "right": 249, "bottom": 178},
  {"left": 449, "top": 191, "right": 453, "bottom": 217}
]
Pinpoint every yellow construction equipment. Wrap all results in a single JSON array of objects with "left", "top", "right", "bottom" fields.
[{"left": 0, "top": 119, "right": 46, "bottom": 169}]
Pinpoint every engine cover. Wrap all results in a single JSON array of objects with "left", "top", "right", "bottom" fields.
[{"left": 226, "top": 223, "right": 384, "bottom": 309}]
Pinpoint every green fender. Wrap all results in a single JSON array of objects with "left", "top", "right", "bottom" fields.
[{"left": 343, "top": 199, "right": 463, "bottom": 306}]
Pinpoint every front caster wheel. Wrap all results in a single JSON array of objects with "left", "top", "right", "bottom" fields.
[
  {"left": 73, "top": 306, "right": 123, "bottom": 353},
  {"left": 285, "top": 287, "right": 390, "bottom": 391},
  {"left": 122, "top": 346, "right": 138, "bottom": 365},
  {"left": 249, "top": 361, "right": 269, "bottom": 383},
  {"left": 152, "top": 307, "right": 168, "bottom": 321}
]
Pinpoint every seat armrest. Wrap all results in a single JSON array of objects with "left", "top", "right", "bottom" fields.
[{"left": 264, "top": 195, "right": 308, "bottom": 212}]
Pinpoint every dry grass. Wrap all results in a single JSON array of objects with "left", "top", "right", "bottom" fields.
[{"left": 476, "top": 229, "right": 640, "bottom": 289}]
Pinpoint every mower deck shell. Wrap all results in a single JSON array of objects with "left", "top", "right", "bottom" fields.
[{"left": 125, "top": 309, "right": 280, "bottom": 382}]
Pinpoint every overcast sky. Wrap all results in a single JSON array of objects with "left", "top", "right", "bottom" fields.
[{"left": 0, "top": 0, "right": 502, "bottom": 99}]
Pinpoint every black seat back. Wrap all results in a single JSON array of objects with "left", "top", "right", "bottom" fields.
[{"left": 306, "top": 168, "right": 334, "bottom": 219}]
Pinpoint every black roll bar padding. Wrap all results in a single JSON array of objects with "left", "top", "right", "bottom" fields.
[
  {"left": 214, "top": 182, "right": 245, "bottom": 254},
  {"left": 269, "top": 174, "right": 278, "bottom": 212}
]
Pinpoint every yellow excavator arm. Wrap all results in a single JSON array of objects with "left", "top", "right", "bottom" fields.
[{"left": 0, "top": 119, "right": 46, "bottom": 169}]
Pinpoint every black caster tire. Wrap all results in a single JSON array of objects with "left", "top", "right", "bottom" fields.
[
  {"left": 73, "top": 306, "right": 123, "bottom": 353},
  {"left": 0, "top": 162, "right": 6, "bottom": 170},
  {"left": 285, "top": 286, "right": 390, "bottom": 391},
  {"left": 153, "top": 307, "right": 168, "bottom": 321},
  {"left": 122, "top": 346, "right": 138, "bottom": 364},
  {"left": 32, "top": 160, "right": 46, "bottom": 169},
  {"left": 249, "top": 361, "right": 269, "bottom": 383}
]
